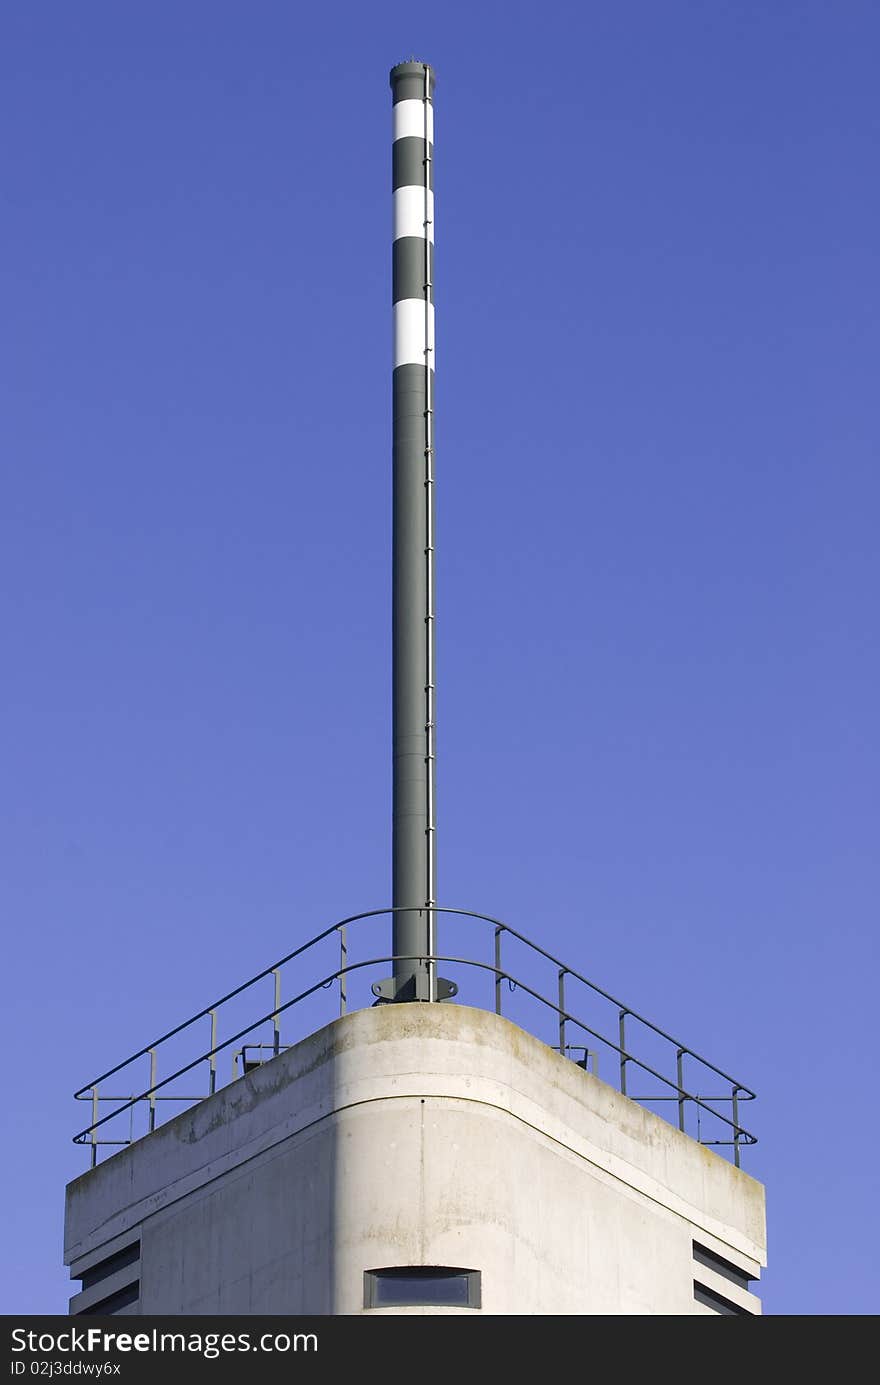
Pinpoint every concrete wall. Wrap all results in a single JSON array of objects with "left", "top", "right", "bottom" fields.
[{"left": 65, "top": 1004, "right": 766, "bottom": 1315}]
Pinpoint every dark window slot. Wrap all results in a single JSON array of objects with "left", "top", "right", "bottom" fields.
[
  {"left": 78, "top": 1242, "right": 140, "bottom": 1292},
  {"left": 693, "top": 1280, "right": 750, "bottom": 1315},
  {"left": 78, "top": 1282, "right": 140, "bottom": 1316},
  {"left": 692, "top": 1240, "right": 754, "bottom": 1291}
]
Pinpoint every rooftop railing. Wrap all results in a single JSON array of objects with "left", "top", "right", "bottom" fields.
[{"left": 73, "top": 907, "right": 756, "bottom": 1169}]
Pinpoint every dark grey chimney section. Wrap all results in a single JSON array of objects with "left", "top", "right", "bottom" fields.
[{"left": 374, "top": 61, "right": 453, "bottom": 1003}]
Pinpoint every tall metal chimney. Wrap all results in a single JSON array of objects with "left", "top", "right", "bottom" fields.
[{"left": 375, "top": 61, "right": 452, "bottom": 1003}]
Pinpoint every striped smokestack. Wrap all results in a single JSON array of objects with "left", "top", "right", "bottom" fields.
[{"left": 375, "top": 60, "right": 451, "bottom": 1004}]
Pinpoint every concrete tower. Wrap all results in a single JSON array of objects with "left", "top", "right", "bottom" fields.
[{"left": 63, "top": 62, "right": 766, "bottom": 1318}]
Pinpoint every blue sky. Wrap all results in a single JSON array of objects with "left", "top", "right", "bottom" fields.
[{"left": 2, "top": 1, "right": 877, "bottom": 1316}]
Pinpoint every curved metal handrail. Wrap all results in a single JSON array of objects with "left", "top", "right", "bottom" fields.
[
  {"left": 73, "top": 949, "right": 756, "bottom": 1149},
  {"left": 73, "top": 906, "right": 755, "bottom": 1099},
  {"left": 72, "top": 907, "right": 758, "bottom": 1169}
]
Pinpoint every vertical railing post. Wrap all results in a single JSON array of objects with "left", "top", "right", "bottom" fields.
[
  {"left": 90, "top": 1086, "right": 99, "bottom": 1169},
  {"left": 272, "top": 969, "right": 282, "bottom": 1057},
  {"left": 558, "top": 968, "right": 566, "bottom": 1056},
  {"left": 208, "top": 1010, "right": 217, "bottom": 1095},
  {"left": 148, "top": 1049, "right": 157, "bottom": 1133},
  {"left": 677, "top": 1048, "right": 686, "bottom": 1133},
  {"left": 732, "top": 1085, "right": 741, "bottom": 1168},
  {"left": 339, "top": 926, "right": 347, "bottom": 1017},
  {"left": 426, "top": 908, "right": 436, "bottom": 1005},
  {"left": 618, "top": 1009, "right": 628, "bottom": 1095},
  {"left": 494, "top": 927, "right": 503, "bottom": 1015}
]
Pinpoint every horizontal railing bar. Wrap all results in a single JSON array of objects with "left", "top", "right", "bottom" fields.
[
  {"left": 625, "top": 1095, "right": 752, "bottom": 1104},
  {"left": 699, "top": 1139, "right": 757, "bottom": 1147},
  {"left": 76, "top": 1095, "right": 209, "bottom": 1103},
  {"left": 73, "top": 952, "right": 756, "bottom": 1150}
]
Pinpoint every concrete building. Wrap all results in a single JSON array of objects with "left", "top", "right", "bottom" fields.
[{"left": 65, "top": 1005, "right": 765, "bottom": 1315}]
